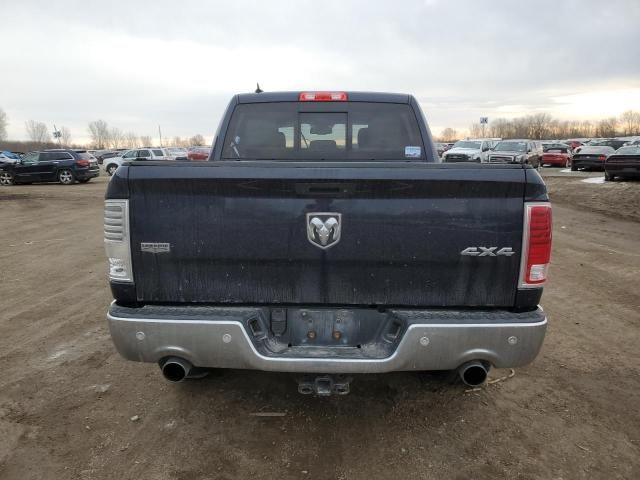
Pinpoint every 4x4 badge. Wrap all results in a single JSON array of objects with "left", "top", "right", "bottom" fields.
[
  {"left": 460, "top": 246, "right": 515, "bottom": 257},
  {"left": 306, "top": 213, "right": 341, "bottom": 250}
]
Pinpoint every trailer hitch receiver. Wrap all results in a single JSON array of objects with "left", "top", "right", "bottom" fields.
[{"left": 297, "top": 375, "right": 352, "bottom": 396}]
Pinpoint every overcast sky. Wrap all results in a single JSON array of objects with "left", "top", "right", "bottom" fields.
[{"left": 2, "top": 0, "right": 639, "bottom": 143}]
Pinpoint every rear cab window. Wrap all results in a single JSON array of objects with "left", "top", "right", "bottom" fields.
[{"left": 222, "top": 102, "right": 425, "bottom": 161}]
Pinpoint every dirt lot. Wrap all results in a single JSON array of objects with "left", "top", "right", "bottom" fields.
[{"left": 0, "top": 169, "right": 639, "bottom": 480}]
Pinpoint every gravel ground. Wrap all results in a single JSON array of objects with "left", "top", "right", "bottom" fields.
[
  {"left": 0, "top": 170, "right": 638, "bottom": 479},
  {"left": 542, "top": 167, "right": 640, "bottom": 222}
]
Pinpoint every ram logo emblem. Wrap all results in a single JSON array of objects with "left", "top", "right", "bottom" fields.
[
  {"left": 461, "top": 247, "right": 515, "bottom": 257},
  {"left": 306, "top": 213, "right": 341, "bottom": 249}
]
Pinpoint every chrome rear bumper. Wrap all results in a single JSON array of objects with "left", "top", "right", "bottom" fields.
[{"left": 107, "top": 304, "right": 547, "bottom": 374}]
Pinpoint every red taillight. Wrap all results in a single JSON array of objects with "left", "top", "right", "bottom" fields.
[
  {"left": 598, "top": 154, "right": 606, "bottom": 161},
  {"left": 76, "top": 159, "right": 89, "bottom": 167},
  {"left": 519, "top": 203, "right": 552, "bottom": 287},
  {"left": 299, "top": 91, "right": 348, "bottom": 102}
]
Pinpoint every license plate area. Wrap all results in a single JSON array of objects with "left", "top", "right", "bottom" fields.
[
  {"left": 245, "top": 307, "right": 408, "bottom": 359},
  {"left": 289, "top": 309, "right": 362, "bottom": 347}
]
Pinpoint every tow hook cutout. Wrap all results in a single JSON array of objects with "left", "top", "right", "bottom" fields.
[{"left": 297, "top": 375, "right": 352, "bottom": 396}]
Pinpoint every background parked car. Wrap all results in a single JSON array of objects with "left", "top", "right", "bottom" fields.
[
  {"left": 589, "top": 139, "right": 627, "bottom": 150},
  {"left": 487, "top": 140, "right": 541, "bottom": 167},
  {"left": 163, "top": 147, "right": 189, "bottom": 161},
  {"left": 96, "top": 149, "right": 128, "bottom": 165},
  {"left": 441, "top": 139, "right": 493, "bottom": 163},
  {"left": 104, "top": 148, "right": 167, "bottom": 176},
  {"left": 531, "top": 140, "right": 544, "bottom": 160},
  {"left": 541, "top": 143, "right": 573, "bottom": 168},
  {"left": 564, "top": 140, "right": 584, "bottom": 150},
  {"left": 0, "top": 151, "right": 20, "bottom": 164},
  {"left": 571, "top": 146, "right": 615, "bottom": 171},
  {"left": 0, "top": 149, "right": 99, "bottom": 186},
  {"left": 604, "top": 145, "right": 640, "bottom": 181},
  {"left": 187, "top": 146, "right": 211, "bottom": 161}
]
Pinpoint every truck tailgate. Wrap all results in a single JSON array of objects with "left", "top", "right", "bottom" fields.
[{"left": 128, "top": 163, "right": 525, "bottom": 307}]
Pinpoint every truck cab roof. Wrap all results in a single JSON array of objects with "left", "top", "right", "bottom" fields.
[{"left": 236, "top": 91, "right": 412, "bottom": 104}]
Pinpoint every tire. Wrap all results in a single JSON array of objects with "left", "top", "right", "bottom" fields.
[
  {"left": 0, "top": 171, "right": 15, "bottom": 186},
  {"left": 570, "top": 164, "right": 577, "bottom": 172},
  {"left": 57, "top": 169, "right": 75, "bottom": 185},
  {"left": 106, "top": 164, "right": 118, "bottom": 176},
  {"left": 604, "top": 172, "right": 614, "bottom": 182}
]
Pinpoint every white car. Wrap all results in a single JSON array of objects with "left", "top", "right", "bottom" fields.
[
  {"left": 162, "top": 147, "right": 188, "bottom": 161},
  {"left": 0, "top": 152, "right": 19, "bottom": 164},
  {"left": 104, "top": 148, "right": 167, "bottom": 176},
  {"left": 442, "top": 139, "right": 494, "bottom": 163}
]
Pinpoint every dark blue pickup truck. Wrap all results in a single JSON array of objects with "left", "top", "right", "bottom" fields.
[{"left": 104, "top": 91, "right": 552, "bottom": 395}]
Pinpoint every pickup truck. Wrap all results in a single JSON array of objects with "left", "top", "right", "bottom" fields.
[
  {"left": 487, "top": 140, "right": 542, "bottom": 168},
  {"left": 105, "top": 91, "right": 551, "bottom": 395},
  {"left": 441, "top": 139, "right": 494, "bottom": 163}
]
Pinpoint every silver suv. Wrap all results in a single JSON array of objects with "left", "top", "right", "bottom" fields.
[{"left": 104, "top": 148, "right": 167, "bottom": 176}]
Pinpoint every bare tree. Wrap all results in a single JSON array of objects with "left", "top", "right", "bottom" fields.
[
  {"left": 439, "top": 128, "right": 458, "bottom": 142},
  {"left": 171, "top": 136, "right": 189, "bottom": 147},
  {"left": 60, "top": 126, "right": 72, "bottom": 146},
  {"left": 467, "top": 123, "right": 481, "bottom": 138},
  {"left": 595, "top": 118, "right": 618, "bottom": 137},
  {"left": 579, "top": 121, "right": 593, "bottom": 138},
  {"left": 124, "top": 132, "right": 139, "bottom": 148},
  {"left": 189, "top": 134, "right": 205, "bottom": 146},
  {"left": 488, "top": 118, "right": 514, "bottom": 139},
  {"left": 109, "top": 127, "right": 125, "bottom": 148},
  {"left": 528, "top": 113, "right": 552, "bottom": 139},
  {"left": 462, "top": 112, "right": 639, "bottom": 141},
  {"left": 620, "top": 110, "right": 640, "bottom": 135},
  {"left": 0, "top": 108, "right": 7, "bottom": 141},
  {"left": 25, "top": 120, "right": 51, "bottom": 145},
  {"left": 88, "top": 120, "right": 110, "bottom": 149},
  {"left": 139, "top": 135, "right": 153, "bottom": 146}
]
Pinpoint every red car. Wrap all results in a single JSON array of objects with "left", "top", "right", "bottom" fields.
[
  {"left": 541, "top": 143, "right": 572, "bottom": 168},
  {"left": 565, "top": 140, "right": 583, "bottom": 150},
  {"left": 187, "top": 147, "right": 211, "bottom": 161}
]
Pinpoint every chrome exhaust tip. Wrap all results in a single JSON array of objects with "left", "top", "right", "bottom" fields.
[
  {"left": 160, "top": 357, "right": 193, "bottom": 383},
  {"left": 458, "top": 361, "right": 489, "bottom": 387}
]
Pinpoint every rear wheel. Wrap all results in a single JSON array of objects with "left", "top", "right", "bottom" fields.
[
  {"left": 58, "top": 169, "right": 75, "bottom": 185},
  {"left": 106, "top": 164, "right": 118, "bottom": 176},
  {"left": 604, "top": 172, "right": 615, "bottom": 181},
  {"left": 0, "top": 171, "right": 14, "bottom": 186},
  {"left": 570, "top": 164, "right": 577, "bottom": 171}
]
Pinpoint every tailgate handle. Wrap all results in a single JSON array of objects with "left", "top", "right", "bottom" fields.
[
  {"left": 310, "top": 187, "right": 341, "bottom": 193},
  {"left": 295, "top": 183, "right": 356, "bottom": 196}
]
